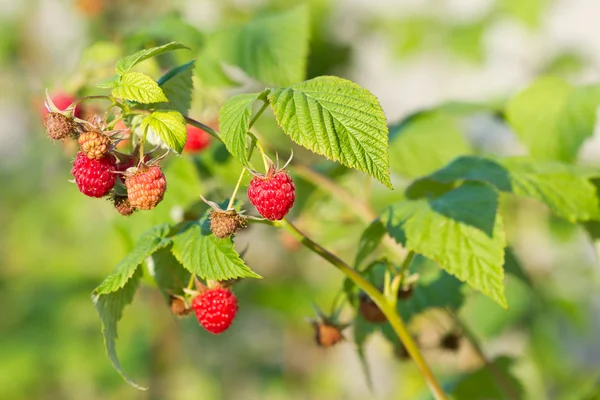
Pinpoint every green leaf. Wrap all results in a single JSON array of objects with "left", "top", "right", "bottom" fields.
[
  {"left": 506, "top": 77, "right": 600, "bottom": 162},
  {"left": 92, "top": 269, "right": 145, "bottom": 390},
  {"left": 407, "top": 156, "right": 600, "bottom": 222},
  {"left": 452, "top": 356, "right": 523, "bottom": 399},
  {"left": 157, "top": 61, "right": 195, "bottom": 115},
  {"left": 94, "top": 224, "right": 171, "bottom": 295},
  {"left": 151, "top": 248, "right": 190, "bottom": 297},
  {"left": 382, "top": 182, "right": 508, "bottom": 308},
  {"left": 354, "top": 220, "right": 386, "bottom": 268},
  {"left": 140, "top": 110, "right": 187, "bottom": 154},
  {"left": 499, "top": 0, "right": 549, "bottom": 28},
  {"left": 111, "top": 72, "right": 168, "bottom": 104},
  {"left": 389, "top": 113, "right": 472, "bottom": 178},
  {"left": 116, "top": 42, "right": 189, "bottom": 75},
  {"left": 200, "top": 6, "right": 309, "bottom": 86},
  {"left": 219, "top": 91, "right": 266, "bottom": 167},
  {"left": 97, "top": 74, "right": 120, "bottom": 89},
  {"left": 269, "top": 76, "right": 392, "bottom": 188},
  {"left": 170, "top": 215, "right": 261, "bottom": 281}
]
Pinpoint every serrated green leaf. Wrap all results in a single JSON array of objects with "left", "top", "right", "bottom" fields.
[
  {"left": 269, "top": 76, "right": 392, "bottom": 188},
  {"left": 382, "top": 182, "right": 507, "bottom": 308},
  {"left": 111, "top": 72, "right": 168, "bottom": 104},
  {"left": 116, "top": 42, "right": 189, "bottom": 75},
  {"left": 170, "top": 215, "right": 261, "bottom": 281},
  {"left": 219, "top": 91, "right": 266, "bottom": 167},
  {"left": 140, "top": 110, "right": 187, "bottom": 154},
  {"left": 92, "top": 268, "right": 145, "bottom": 390},
  {"left": 354, "top": 220, "right": 386, "bottom": 268},
  {"left": 452, "top": 356, "right": 524, "bottom": 399},
  {"left": 156, "top": 61, "right": 195, "bottom": 114},
  {"left": 389, "top": 113, "right": 472, "bottom": 178},
  {"left": 407, "top": 156, "right": 600, "bottom": 222},
  {"left": 151, "top": 248, "right": 190, "bottom": 297},
  {"left": 94, "top": 224, "right": 171, "bottom": 295},
  {"left": 506, "top": 77, "right": 600, "bottom": 162}
]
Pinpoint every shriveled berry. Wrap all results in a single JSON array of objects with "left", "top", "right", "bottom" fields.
[
  {"left": 440, "top": 332, "right": 461, "bottom": 352},
  {"left": 358, "top": 292, "right": 387, "bottom": 323},
  {"left": 313, "top": 322, "right": 344, "bottom": 347},
  {"left": 247, "top": 170, "right": 295, "bottom": 220},
  {"left": 192, "top": 288, "right": 238, "bottom": 334},
  {"left": 43, "top": 112, "right": 77, "bottom": 140},
  {"left": 125, "top": 166, "right": 167, "bottom": 210},
  {"left": 113, "top": 195, "right": 135, "bottom": 216},
  {"left": 169, "top": 295, "right": 191, "bottom": 317},
  {"left": 71, "top": 152, "right": 116, "bottom": 197},
  {"left": 209, "top": 210, "right": 246, "bottom": 239},
  {"left": 78, "top": 129, "right": 112, "bottom": 159},
  {"left": 184, "top": 125, "right": 211, "bottom": 153}
]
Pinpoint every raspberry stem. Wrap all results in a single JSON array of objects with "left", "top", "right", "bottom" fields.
[{"left": 276, "top": 218, "right": 448, "bottom": 400}]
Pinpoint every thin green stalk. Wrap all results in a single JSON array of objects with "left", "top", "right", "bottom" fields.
[
  {"left": 227, "top": 169, "right": 246, "bottom": 210},
  {"left": 183, "top": 116, "right": 221, "bottom": 141},
  {"left": 279, "top": 219, "right": 448, "bottom": 400}
]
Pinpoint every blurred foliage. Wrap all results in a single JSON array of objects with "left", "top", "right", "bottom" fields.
[{"left": 2, "top": 0, "right": 600, "bottom": 399}]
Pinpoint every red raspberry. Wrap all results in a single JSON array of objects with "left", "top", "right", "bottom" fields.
[
  {"left": 71, "top": 152, "right": 116, "bottom": 198},
  {"left": 191, "top": 288, "right": 238, "bottom": 334},
  {"left": 183, "top": 125, "right": 211, "bottom": 153},
  {"left": 247, "top": 169, "right": 295, "bottom": 220},
  {"left": 125, "top": 165, "right": 167, "bottom": 210}
]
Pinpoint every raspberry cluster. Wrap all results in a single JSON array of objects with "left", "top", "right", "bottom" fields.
[{"left": 42, "top": 94, "right": 167, "bottom": 215}]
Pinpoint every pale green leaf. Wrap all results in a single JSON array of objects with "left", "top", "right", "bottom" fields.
[
  {"left": 92, "top": 268, "right": 145, "bottom": 390},
  {"left": 407, "top": 156, "right": 600, "bottom": 222},
  {"left": 116, "top": 42, "right": 189, "bottom": 75},
  {"left": 170, "top": 215, "right": 261, "bottom": 281},
  {"left": 389, "top": 113, "right": 472, "bottom": 178},
  {"left": 219, "top": 91, "right": 266, "bottom": 167},
  {"left": 354, "top": 220, "right": 386, "bottom": 268},
  {"left": 269, "top": 76, "right": 392, "bottom": 188},
  {"left": 506, "top": 77, "right": 600, "bottom": 162},
  {"left": 94, "top": 224, "right": 171, "bottom": 295},
  {"left": 140, "top": 110, "right": 187, "bottom": 154},
  {"left": 157, "top": 61, "right": 195, "bottom": 114},
  {"left": 111, "top": 72, "right": 168, "bottom": 104},
  {"left": 453, "top": 356, "right": 523, "bottom": 399},
  {"left": 382, "top": 182, "right": 507, "bottom": 308}
]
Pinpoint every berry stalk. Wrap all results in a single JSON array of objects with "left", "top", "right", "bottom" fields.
[{"left": 276, "top": 218, "right": 449, "bottom": 400}]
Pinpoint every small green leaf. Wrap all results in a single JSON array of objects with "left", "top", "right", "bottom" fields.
[
  {"left": 111, "top": 72, "right": 168, "bottom": 104},
  {"left": 170, "top": 215, "right": 261, "bottom": 281},
  {"left": 219, "top": 91, "right": 266, "bottom": 167},
  {"left": 354, "top": 220, "right": 386, "bottom": 268},
  {"left": 140, "top": 110, "right": 187, "bottom": 154},
  {"left": 116, "top": 42, "right": 189, "bottom": 75},
  {"left": 382, "top": 182, "right": 507, "bottom": 308},
  {"left": 157, "top": 61, "right": 195, "bottom": 115},
  {"left": 407, "top": 156, "right": 600, "bottom": 222},
  {"left": 389, "top": 113, "right": 472, "bottom": 178},
  {"left": 506, "top": 76, "right": 600, "bottom": 162},
  {"left": 92, "top": 269, "right": 145, "bottom": 390},
  {"left": 94, "top": 224, "right": 171, "bottom": 295},
  {"left": 269, "top": 76, "right": 392, "bottom": 188},
  {"left": 97, "top": 74, "right": 120, "bottom": 89}
]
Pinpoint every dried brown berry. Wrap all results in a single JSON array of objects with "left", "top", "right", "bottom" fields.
[
  {"left": 313, "top": 322, "right": 344, "bottom": 347},
  {"left": 209, "top": 209, "right": 246, "bottom": 239},
  {"left": 358, "top": 292, "right": 387, "bottom": 323},
  {"left": 169, "top": 295, "right": 191, "bottom": 317},
  {"left": 113, "top": 195, "right": 135, "bottom": 216},
  {"left": 440, "top": 332, "right": 461, "bottom": 352},
  {"left": 125, "top": 165, "right": 167, "bottom": 210},
  {"left": 78, "top": 129, "right": 112, "bottom": 160},
  {"left": 43, "top": 112, "right": 77, "bottom": 140},
  {"left": 397, "top": 285, "right": 414, "bottom": 300}
]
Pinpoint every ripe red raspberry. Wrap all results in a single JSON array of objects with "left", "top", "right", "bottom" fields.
[
  {"left": 191, "top": 288, "right": 238, "bottom": 334},
  {"left": 125, "top": 165, "right": 167, "bottom": 210},
  {"left": 71, "top": 152, "right": 116, "bottom": 197},
  {"left": 184, "top": 125, "right": 211, "bottom": 153},
  {"left": 78, "top": 129, "right": 112, "bottom": 159},
  {"left": 247, "top": 169, "right": 295, "bottom": 220}
]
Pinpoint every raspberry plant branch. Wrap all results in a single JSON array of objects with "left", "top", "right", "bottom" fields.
[{"left": 277, "top": 218, "right": 448, "bottom": 400}]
